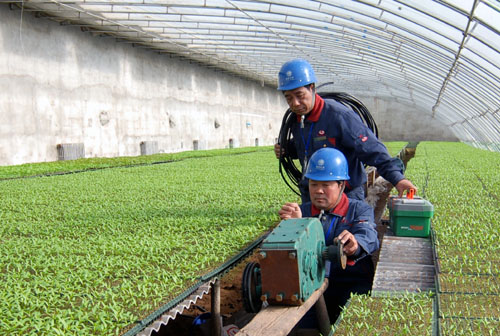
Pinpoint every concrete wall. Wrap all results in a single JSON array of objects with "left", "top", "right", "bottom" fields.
[
  {"left": 0, "top": 5, "right": 457, "bottom": 166},
  {"left": 0, "top": 5, "right": 287, "bottom": 166},
  {"left": 356, "top": 95, "right": 458, "bottom": 142}
]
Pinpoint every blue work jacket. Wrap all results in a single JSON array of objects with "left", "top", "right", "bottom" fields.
[
  {"left": 289, "top": 95, "right": 405, "bottom": 197},
  {"left": 300, "top": 193, "right": 380, "bottom": 282}
]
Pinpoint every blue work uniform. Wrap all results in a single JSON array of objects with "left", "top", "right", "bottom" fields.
[
  {"left": 299, "top": 193, "right": 380, "bottom": 324},
  {"left": 288, "top": 94, "right": 405, "bottom": 202}
]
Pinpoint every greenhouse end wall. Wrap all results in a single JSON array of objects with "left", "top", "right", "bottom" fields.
[
  {"left": 0, "top": 5, "right": 457, "bottom": 166},
  {"left": 357, "top": 95, "right": 458, "bottom": 142}
]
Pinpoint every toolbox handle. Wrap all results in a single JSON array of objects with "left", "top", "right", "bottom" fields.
[{"left": 407, "top": 188, "right": 415, "bottom": 199}]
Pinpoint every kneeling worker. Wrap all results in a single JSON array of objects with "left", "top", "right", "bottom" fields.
[{"left": 279, "top": 147, "right": 379, "bottom": 322}]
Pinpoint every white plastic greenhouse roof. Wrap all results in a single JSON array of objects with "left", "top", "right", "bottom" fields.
[{"left": 6, "top": 0, "right": 500, "bottom": 150}]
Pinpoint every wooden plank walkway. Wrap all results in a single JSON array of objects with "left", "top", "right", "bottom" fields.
[
  {"left": 236, "top": 279, "right": 331, "bottom": 336},
  {"left": 372, "top": 228, "right": 435, "bottom": 295}
]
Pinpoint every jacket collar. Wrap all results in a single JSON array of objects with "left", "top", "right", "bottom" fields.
[
  {"left": 311, "top": 193, "right": 349, "bottom": 217},
  {"left": 296, "top": 94, "right": 324, "bottom": 123}
]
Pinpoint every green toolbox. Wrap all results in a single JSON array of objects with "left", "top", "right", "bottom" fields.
[{"left": 388, "top": 195, "right": 434, "bottom": 237}]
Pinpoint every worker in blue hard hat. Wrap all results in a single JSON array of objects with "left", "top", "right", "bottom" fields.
[
  {"left": 274, "top": 58, "right": 417, "bottom": 203},
  {"left": 279, "top": 147, "right": 379, "bottom": 323}
]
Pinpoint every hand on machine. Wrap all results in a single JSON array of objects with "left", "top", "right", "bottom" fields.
[{"left": 241, "top": 218, "right": 347, "bottom": 313}]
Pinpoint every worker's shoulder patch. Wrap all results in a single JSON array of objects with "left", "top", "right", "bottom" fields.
[{"left": 358, "top": 134, "right": 368, "bottom": 142}]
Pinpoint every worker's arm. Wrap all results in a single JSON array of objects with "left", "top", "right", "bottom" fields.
[
  {"left": 278, "top": 202, "right": 302, "bottom": 219},
  {"left": 340, "top": 200, "right": 379, "bottom": 261},
  {"left": 336, "top": 105, "right": 415, "bottom": 190}
]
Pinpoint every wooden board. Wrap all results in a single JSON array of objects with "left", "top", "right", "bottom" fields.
[
  {"left": 236, "top": 279, "right": 329, "bottom": 336},
  {"left": 372, "top": 229, "right": 436, "bottom": 295}
]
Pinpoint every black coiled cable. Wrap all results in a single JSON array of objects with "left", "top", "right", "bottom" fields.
[
  {"left": 278, "top": 108, "right": 302, "bottom": 196},
  {"left": 278, "top": 91, "right": 378, "bottom": 196},
  {"left": 319, "top": 91, "right": 379, "bottom": 138}
]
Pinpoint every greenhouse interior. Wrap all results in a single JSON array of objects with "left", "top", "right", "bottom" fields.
[{"left": 0, "top": 0, "right": 499, "bottom": 335}]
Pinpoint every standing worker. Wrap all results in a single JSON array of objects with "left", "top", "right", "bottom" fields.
[
  {"left": 279, "top": 147, "right": 379, "bottom": 323},
  {"left": 274, "top": 59, "right": 416, "bottom": 203}
]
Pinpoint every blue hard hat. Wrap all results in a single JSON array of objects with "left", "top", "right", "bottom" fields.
[
  {"left": 277, "top": 59, "right": 317, "bottom": 91},
  {"left": 305, "top": 148, "right": 350, "bottom": 181}
]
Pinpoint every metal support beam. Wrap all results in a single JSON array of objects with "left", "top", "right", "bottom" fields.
[
  {"left": 431, "top": 0, "right": 479, "bottom": 118},
  {"left": 314, "top": 294, "right": 332, "bottom": 336},
  {"left": 211, "top": 278, "right": 222, "bottom": 336}
]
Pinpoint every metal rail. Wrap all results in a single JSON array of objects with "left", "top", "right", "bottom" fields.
[
  {"left": 431, "top": 0, "right": 480, "bottom": 118},
  {"left": 431, "top": 227, "right": 442, "bottom": 336}
]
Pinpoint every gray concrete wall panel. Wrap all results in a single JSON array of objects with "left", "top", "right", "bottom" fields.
[
  {"left": 0, "top": 5, "right": 286, "bottom": 166},
  {"left": 356, "top": 95, "right": 458, "bottom": 142}
]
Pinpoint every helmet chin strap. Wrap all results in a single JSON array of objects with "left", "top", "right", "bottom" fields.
[
  {"left": 328, "top": 181, "right": 346, "bottom": 212},
  {"left": 310, "top": 84, "right": 316, "bottom": 108},
  {"left": 300, "top": 85, "right": 316, "bottom": 129}
]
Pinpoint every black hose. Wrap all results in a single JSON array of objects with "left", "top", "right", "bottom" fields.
[
  {"left": 278, "top": 109, "right": 302, "bottom": 196},
  {"left": 318, "top": 91, "right": 379, "bottom": 138},
  {"left": 277, "top": 91, "right": 378, "bottom": 195}
]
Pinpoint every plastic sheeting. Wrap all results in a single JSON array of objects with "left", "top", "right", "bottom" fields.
[{"left": 3, "top": 0, "right": 500, "bottom": 150}]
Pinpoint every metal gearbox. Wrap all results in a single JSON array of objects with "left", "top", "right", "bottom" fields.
[{"left": 258, "top": 218, "right": 326, "bottom": 306}]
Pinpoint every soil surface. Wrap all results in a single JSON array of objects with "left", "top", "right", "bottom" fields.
[{"left": 151, "top": 253, "right": 260, "bottom": 335}]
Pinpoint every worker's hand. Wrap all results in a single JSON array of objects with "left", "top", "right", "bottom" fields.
[
  {"left": 395, "top": 178, "right": 418, "bottom": 197},
  {"left": 274, "top": 143, "right": 283, "bottom": 159},
  {"left": 278, "top": 202, "right": 302, "bottom": 220},
  {"left": 337, "top": 230, "right": 359, "bottom": 256}
]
